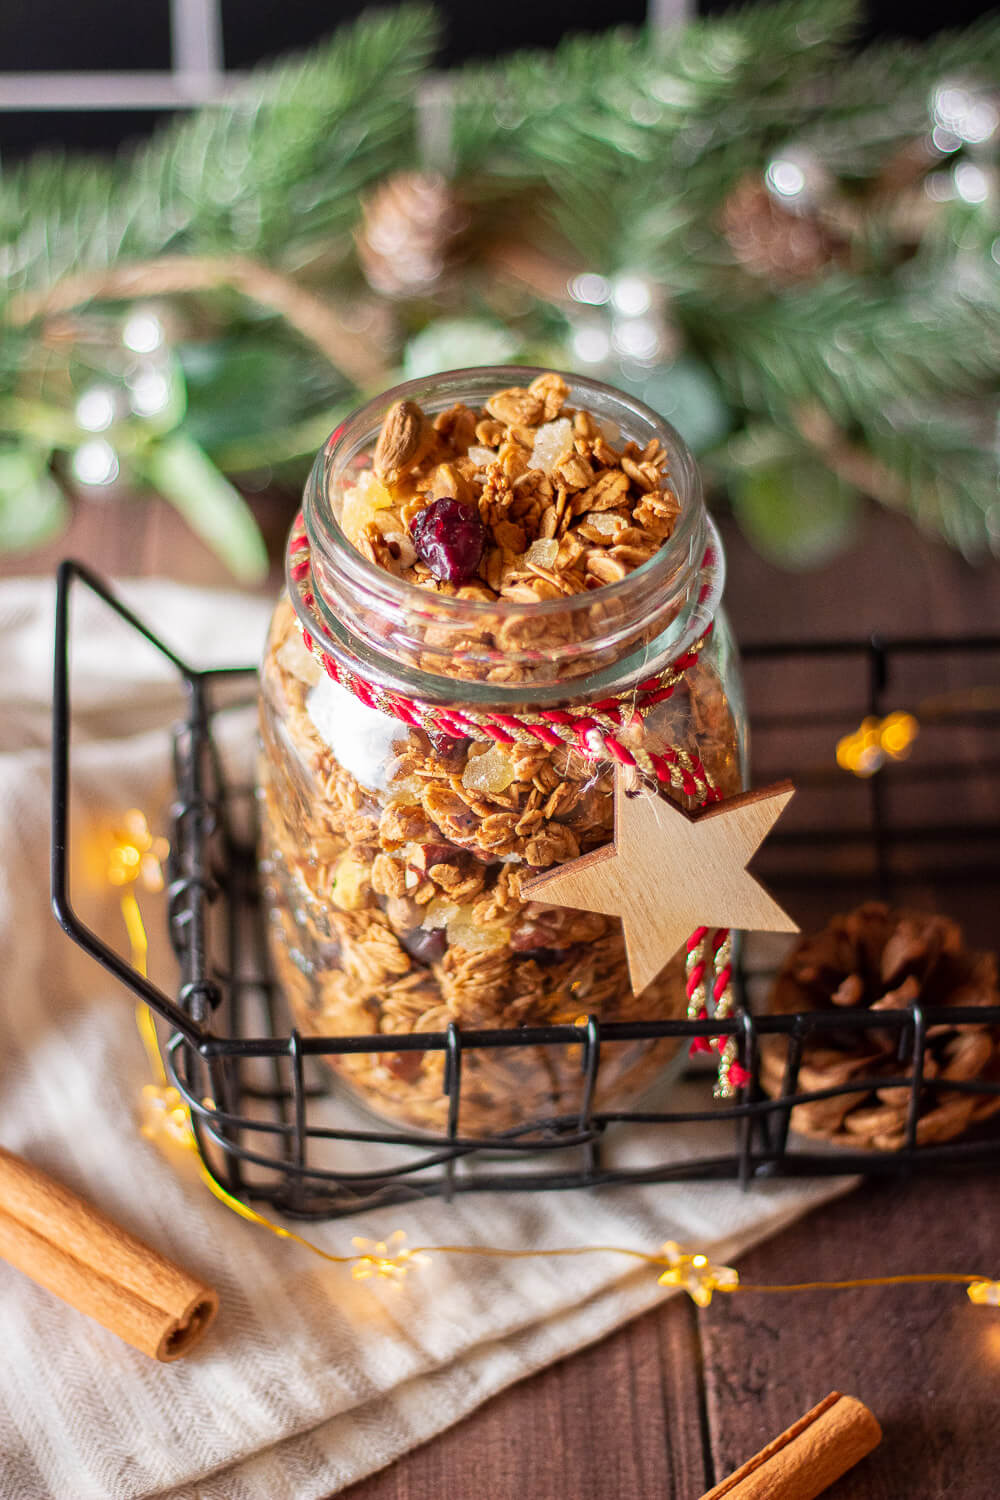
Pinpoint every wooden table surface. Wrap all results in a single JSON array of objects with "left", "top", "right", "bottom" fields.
[{"left": 9, "top": 487, "right": 1000, "bottom": 1499}]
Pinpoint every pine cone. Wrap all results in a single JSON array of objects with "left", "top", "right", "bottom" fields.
[
  {"left": 761, "top": 902, "right": 1000, "bottom": 1151},
  {"left": 719, "top": 175, "right": 847, "bottom": 286},
  {"left": 355, "top": 171, "right": 466, "bottom": 298}
]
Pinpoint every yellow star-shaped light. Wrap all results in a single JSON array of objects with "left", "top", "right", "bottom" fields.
[
  {"left": 350, "top": 1230, "right": 428, "bottom": 1282},
  {"left": 521, "top": 768, "right": 797, "bottom": 994},
  {"left": 139, "top": 1083, "right": 198, "bottom": 1153},
  {"left": 107, "top": 808, "right": 170, "bottom": 892},
  {"left": 657, "top": 1241, "right": 739, "bottom": 1307}
]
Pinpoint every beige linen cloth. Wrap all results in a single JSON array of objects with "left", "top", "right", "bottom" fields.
[{"left": 0, "top": 574, "right": 851, "bottom": 1500}]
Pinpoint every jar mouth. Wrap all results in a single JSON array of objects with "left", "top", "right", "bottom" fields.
[{"left": 294, "top": 365, "right": 722, "bottom": 707}]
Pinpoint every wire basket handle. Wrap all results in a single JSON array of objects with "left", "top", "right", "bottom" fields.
[{"left": 50, "top": 559, "right": 253, "bottom": 1046}]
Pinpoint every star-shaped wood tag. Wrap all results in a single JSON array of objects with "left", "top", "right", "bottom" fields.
[{"left": 520, "top": 769, "right": 798, "bottom": 994}]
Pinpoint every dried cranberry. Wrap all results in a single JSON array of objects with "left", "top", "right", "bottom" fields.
[
  {"left": 409, "top": 498, "right": 486, "bottom": 582},
  {"left": 429, "top": 731, "right": 469, "bottom": 763},
  {"left": 385, "top": 1050, "right": 423, "bottom": 1083},
  {"left": 399, "top": 927, "right": 448, "bottom": 965}
]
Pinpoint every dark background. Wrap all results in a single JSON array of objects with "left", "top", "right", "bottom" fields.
[{"left": 0, "top": 0, "right": 993, "bottom": 160}]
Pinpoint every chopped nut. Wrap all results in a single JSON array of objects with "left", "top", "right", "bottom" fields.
[
  {"left": 426, "top": 461, "right": 473, "bottom": 504},
  {"left": 371, "top": 852, "right": 408, "bottom": 898}
]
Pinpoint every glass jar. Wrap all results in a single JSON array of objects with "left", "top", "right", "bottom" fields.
[{"left": 258, "top": 368, "right": 746, "bottom": 1133}]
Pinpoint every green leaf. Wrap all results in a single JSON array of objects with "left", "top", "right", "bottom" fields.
[
  {"left": 0, "top": 444, "right": 69, "bottom": 552},
  {"left": 179, "top": 340, "right": 309, "bottom": 450},
  {"left": 141, "top": 434, "right": 268, "bottom": 583},
  {"left": 729, "top": 454, "right": 862, "bottom": 569}
]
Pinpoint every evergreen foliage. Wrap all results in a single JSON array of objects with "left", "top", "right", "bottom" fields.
[{"left": 1, "top": 1, "right": 998, "bottom": 572}]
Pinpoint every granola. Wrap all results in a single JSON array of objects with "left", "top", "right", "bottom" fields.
[
  {"left": 341, "top": 372, "right": 678, "bottom": 604},
  {"left": 259, "top": 374, "right": 743, "bottom": 1132}
]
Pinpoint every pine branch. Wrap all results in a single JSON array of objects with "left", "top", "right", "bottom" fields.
[
  {"left": 451, "top": 0, "right": 861, "bottom": 268},
  {"left": 0, "top": 6, "right": 438, "bottom": 297},
  {"left": 696, "top": 269, "right": 1000, "bottom": 432},
  {"left": 705, "top": 276, "right": 1000, "bottom": 556},
  {"left": 859, "top": 409, "right": 1000, "bottom": 559},
  {"left": 794, "top": 15, "right": 1000, "bottom": 176}
]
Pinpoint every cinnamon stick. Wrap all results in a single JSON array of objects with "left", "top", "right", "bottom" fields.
[
  {"left": 0, "top": 1145, "right": 217, "bottom": 1361},
  {"left": 698, "top": 1391, "right": 882, "bottom": 1500}
]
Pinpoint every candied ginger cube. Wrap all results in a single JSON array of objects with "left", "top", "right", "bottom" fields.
[
  {"left": 340, "top": 473, "right": 396, "bottom": 544},
  {"left": 355, "top": 470, "right": 395, "bottom": 507},
  {"left": 446, "top": 911, "right": 508, "bottom": 952},
  {"left": 530, "top": 419, "right": 574, "bottom": 475},
  {"left": 467, "top": 445, "right": 497, "bottom": 469},
  {"left": 461, "top": 744, "right": 517, "bottom": 795},
  {"left": 583, "top": 510, "right": 622, "bottom": 536},
  {"left": 524, "top": 538, "right": 560, "bottom": 570},
  {"left": 330, "top": 852, "right": 369, "bottom": 911},
  {"left": 424, "top": 899, "right": 459, "bottom": 930}
]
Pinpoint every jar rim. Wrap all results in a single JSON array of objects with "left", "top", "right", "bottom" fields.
[
  {"left": 293, "top": 365, "right": 724, "bottom": 705},
  {"left": 304, "top": 366, "right": 705, "bottom": 620}
]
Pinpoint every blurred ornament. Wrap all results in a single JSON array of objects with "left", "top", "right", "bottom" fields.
[
  {"left": 721, "top": 169, "right": 848, "bottom": 285},
  {"left": 727, "top": 439, "right": 862, "bottom": 570},
  {"left": 931, "top": 79, "right": 1000, "bottom": 153},
  {"left": 71, "top": 439, "right": 120, "bottom": 489},
  {"left": 952, "top": 160, "right": 996, "bottom": 206},
  {"left": 403, "top": 317, "right": 518, "bottom": 379},
  {"left": 74, "top": 385, "right": 120, "bottom": 433},
  {"left": 764, "top": 146, "right": 836, "bottom": 216},
  {"left": 356, "top": 171, "right": 467, "bottom": 298},
  {"left": 122, "top": 310, "right": 166, "bottom": 355},
  {"left": 566, "top": 269, "right": 683, "bottom": 388}
]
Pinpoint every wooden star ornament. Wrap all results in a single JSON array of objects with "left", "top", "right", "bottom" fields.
[{"left": 520, "top": 769, "right": 798, "bottom": 994}]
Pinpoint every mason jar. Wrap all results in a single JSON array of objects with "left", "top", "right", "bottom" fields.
[{"left": 258, "top": 367, "right": 746, "bottom": 1133}]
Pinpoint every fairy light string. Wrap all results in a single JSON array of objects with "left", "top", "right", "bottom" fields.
[{"left": 110, "top": 812, "right": 1000, "bottom": 1307}]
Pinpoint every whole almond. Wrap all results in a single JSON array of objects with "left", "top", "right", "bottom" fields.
[{"left": 373, "top": 400, "right": 427, "bottom": 482}]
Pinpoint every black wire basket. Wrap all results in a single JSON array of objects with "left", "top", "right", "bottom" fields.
[{"left": 51, "top": 561, "right": 1000, "bottom": 1220}]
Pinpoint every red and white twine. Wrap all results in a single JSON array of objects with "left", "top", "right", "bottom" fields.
[{"left": 289, "top": 516, "right": 743, "bottom": 1091}]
